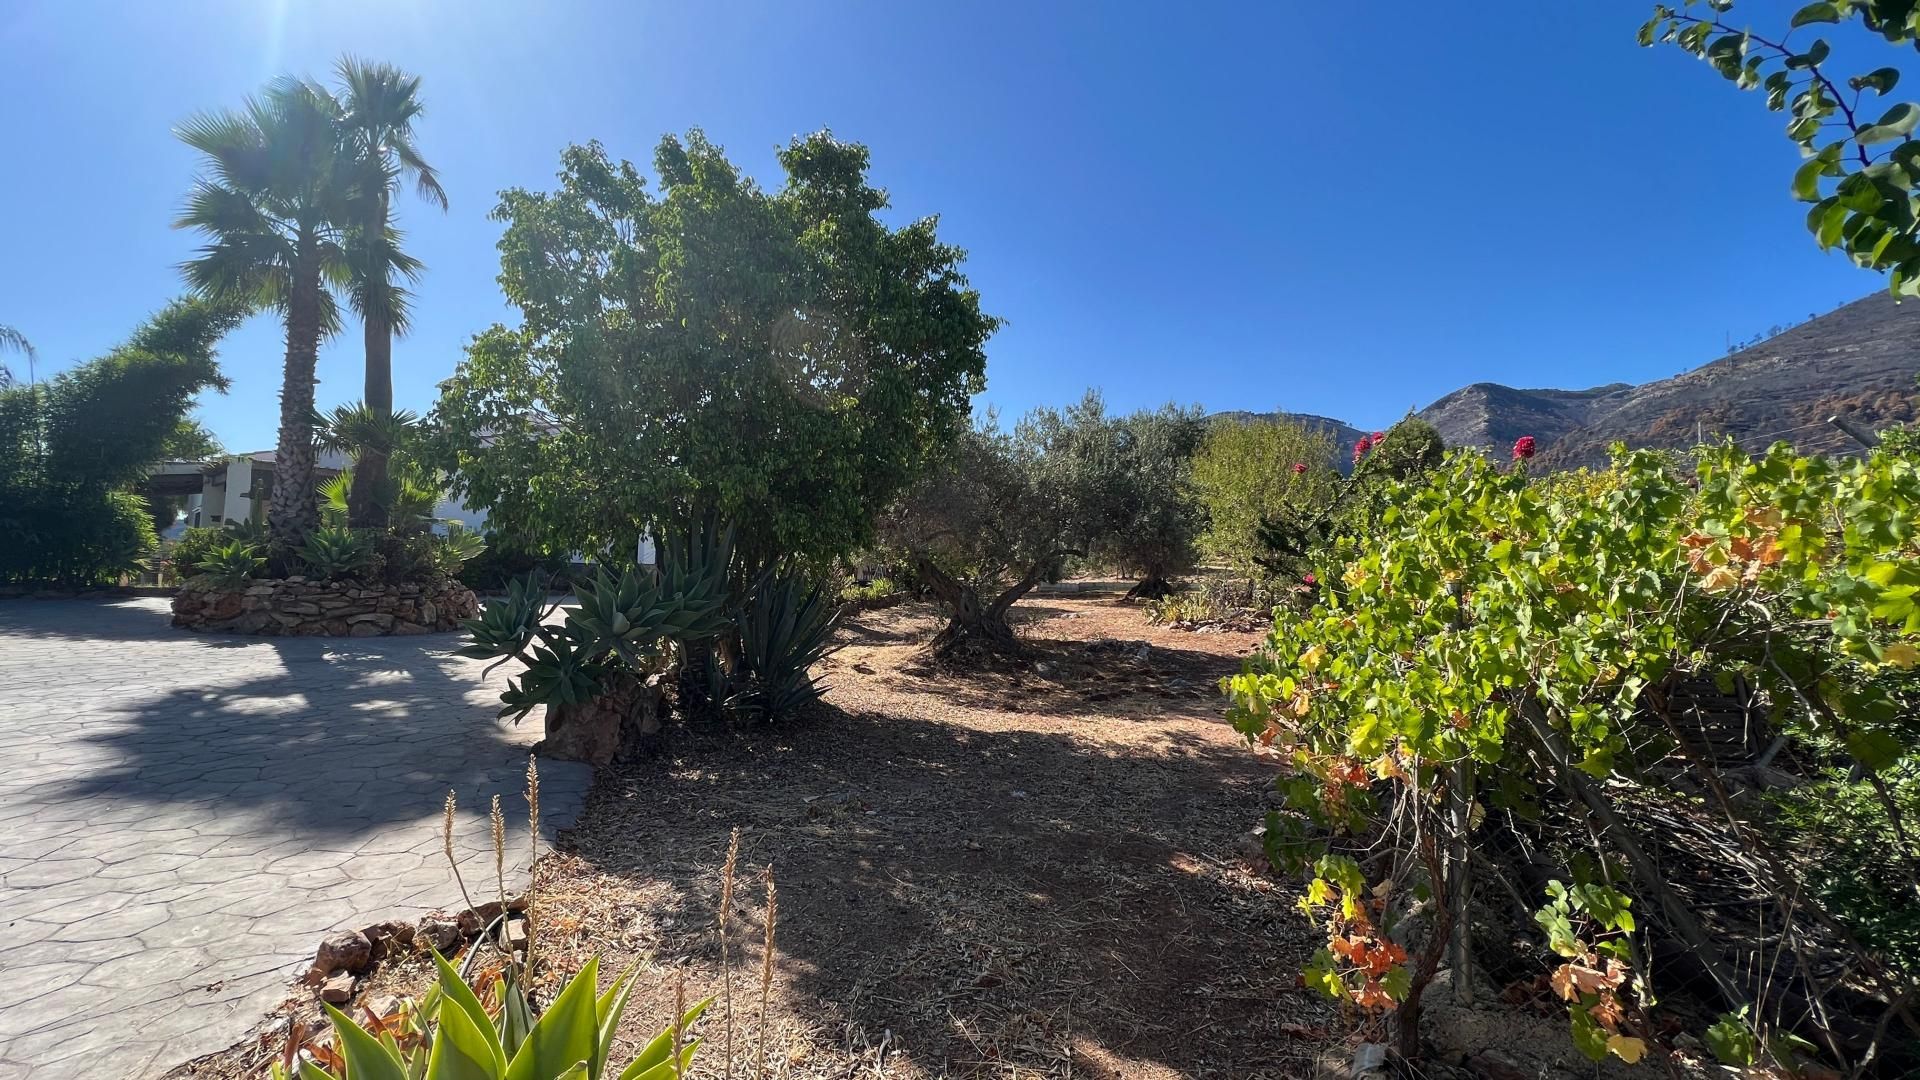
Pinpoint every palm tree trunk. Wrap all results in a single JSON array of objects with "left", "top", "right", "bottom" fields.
[
  {"left": 349, "top": 188, "right": 393, "bottom": 531},
  {"left": 269, "top": 235, "right": 324, "bottom": 551}
]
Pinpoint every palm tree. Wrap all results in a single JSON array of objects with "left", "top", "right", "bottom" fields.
[
  {"left": 175, "top": 77, "right": 356, "bottom": 549},
  {"left": 334, "top": 57, "right": 446, "bottom": 531},
  {"left": 0, "top": 324, "right": 31, "bottom": 386}
]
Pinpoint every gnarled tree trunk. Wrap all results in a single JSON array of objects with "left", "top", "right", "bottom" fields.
[{"left": 915, "top": 551, "right": 1077, "bottom": 657}]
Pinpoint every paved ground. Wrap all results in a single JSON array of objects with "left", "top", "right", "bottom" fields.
[{"left": 0, "top": 597, "right": 591, "bottom": 1079}]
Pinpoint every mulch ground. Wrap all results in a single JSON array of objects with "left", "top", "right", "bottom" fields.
[{"left": 167, "top": 583, "right": 1339, "bottom": 1078}]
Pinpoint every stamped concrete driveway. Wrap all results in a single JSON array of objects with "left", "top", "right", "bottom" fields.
[{"left": 0, "top": 597, "right": 590, "bottom": 1079}]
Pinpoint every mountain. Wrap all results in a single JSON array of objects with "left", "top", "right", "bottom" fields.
[
  {"left": 1208, "top": 291, "right": 1919, "bottom": 469},
  {"left": 1418, "top": 382, "right": 1633, "bottom": 454},
  {"left": 1519, "top": 292, "right": 1920, "bottom": 467}
]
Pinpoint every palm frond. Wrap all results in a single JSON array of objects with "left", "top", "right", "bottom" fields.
[{"left": 0, "top": 324, "right": 33, "bottom": 357}]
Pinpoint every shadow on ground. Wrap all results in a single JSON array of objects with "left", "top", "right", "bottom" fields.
[{"left": 534, "top": 697, "right": 1327, "bottom": 1079}]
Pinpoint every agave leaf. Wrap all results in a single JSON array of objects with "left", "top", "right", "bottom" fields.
[
  {"left": 500, "top": 974, "right": 535, "bottom": 1060},
  {"left": 503, "top": 958, "right": 600, "bottom": 1080},
  {"left": 593, "top": 967, "right": 637, "bottom": 1080},
  {"left": 424, "top": 983, "right": 504, "bottom": 1080},
  {"left": 620, "top": 999, "right": 711, "bottom": 1078},
  {"left": 324, "top": 1003, "right": 409, "bottom": 1080},
  {"left": 430, "top": 951, "right": 498, "bottom": 1057},
  {"left": 617, "top": 1039, "right": 700, "bottom": 1080}
]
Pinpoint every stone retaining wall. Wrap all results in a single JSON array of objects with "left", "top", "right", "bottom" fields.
[{"left": 171, "top": 575, "right": 479, "bottom": 636}]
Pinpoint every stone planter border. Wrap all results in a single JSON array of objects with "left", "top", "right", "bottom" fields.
[{"left": 171, "top": 575, "right": 479, "bottom": 636}]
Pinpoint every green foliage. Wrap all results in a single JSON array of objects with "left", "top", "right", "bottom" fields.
[
  {"left": 1641, "top": 2, "right": 1920, "bottom": 294},
  {"left": 1023, "top": 392, "right": 1210, "bottom": 587},
  {"left": 432, "top": 132, "right": 998, "bottom": 569},
  {"left": 0, "top": 299, "right": 236, "bottom": 586},
  {"left": 1705, "top": 1008, "right": 1760, "bottom": 1067},
  {"left": 297, "top": 526, "right": 375, "bottom": 580},
  {"left": 432, "top": 524, "right": 488, "bottom": 574},
  {"left": 459, "top": 538, "right": 572, "bottom": 592},
  {"left": 1191, "top": 417, "right": 1338, "bottom": 573},
  {"left": 1771, "top": 762, "right": 1920, "bottom": 972},
  {"left": 730, "top": 571, "right": 839, "bottom": 721},
  {"left": 166, "top": 526, "right": 227, "bottom": 579},
  {"left": 461, "top": 527, "right": 735, "bottom": 721},
  {"left": 276, "top": 950, "right": 707, "bottom": 1080},
  {"left": 837, "top": 576, "right": 899, "bottom": 604},
  {"left": 1226, "top": 439, "right": 1920, "bottom": 1064},
  {"left": 196, "top": 539, "right": 266, "bottom": 585},
  {"left": 1251, "top": 414, "right": 1445, "bottom": 579}
]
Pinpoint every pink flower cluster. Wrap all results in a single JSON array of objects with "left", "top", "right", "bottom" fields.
[
  {"left": 1512, "top": 435, "right": 1536, "bottom": 461},
  {"left": 1292, "top": 462, "right": 1308, "bottom": 475}
]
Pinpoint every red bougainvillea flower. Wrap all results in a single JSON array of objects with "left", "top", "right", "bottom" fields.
[
  {"left": 1302, "top": 572, "right": 1318, "bottom": 586},
  {"left": 1292, "top": 462, "right": 1308, "bottom": 475},
  {"left": 1353, "top": 435, "right": 1373, "bottom": 462},
  {"left": 1512, "top": 435, "right": 1537, "bottom": 461},
  {"left": 1371, "top": 431, "right": 1385, "bottom": 443}
]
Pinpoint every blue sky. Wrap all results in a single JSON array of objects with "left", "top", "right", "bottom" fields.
[{"left": 0, "top": 1, "right": 1885, "bottom": 452}]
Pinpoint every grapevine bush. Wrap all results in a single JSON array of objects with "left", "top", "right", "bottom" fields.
[{"left": 1225, "top": 440, "right": 1920, "bottom": 1068}]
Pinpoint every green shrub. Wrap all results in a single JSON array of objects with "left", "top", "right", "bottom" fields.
[
  {"left": 0, "top": 489, "right": 157, "bottom": 587},
  {"left": 838, "top": 576, "right": 898, "bottom": 604},
  {"left": 730, "top": 571, "right": 839, "bottom": 721},
  {"left": 431, "top": 523, "right": 487, "bottom": 574},
  {"left": 164, "top": 526, "right": 225, "bottom": 579},
  {"left": 276, "top": 949, "right": 705, "bottom": 1080},
  {"left": 459, "top": 538, "right": 571, "bottom": 591},
  {"left": 296, "top": 526, "right": 375, "bottom": 580},
  {"left": 195, "top": 540, "right": 264, "bottom": 585}
]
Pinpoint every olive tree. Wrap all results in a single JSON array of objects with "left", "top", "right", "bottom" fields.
[
  {"left": 1192, "top": 417, "right": 1340, "bottom": 574},
  {"left": 1024, "top": 392, "right": 1208, "bottom": 599},
  {"left": 434, "top": 132, "right": 999, "bottom": 569},
  {"left": 880, "top": 419, "right": 1097, "bottom": 656}
]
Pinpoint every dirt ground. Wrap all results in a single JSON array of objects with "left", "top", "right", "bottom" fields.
[{"left": 168, "top": 583, "right": 1338, "bottom": 1078}]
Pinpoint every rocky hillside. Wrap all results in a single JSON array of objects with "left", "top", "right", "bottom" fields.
[
  {"left": 1211, "top": 291, "right": 1918, "bottom": 468},
  {"left": 1521, "top": 292, "right": 1920, "bottom": 467}
]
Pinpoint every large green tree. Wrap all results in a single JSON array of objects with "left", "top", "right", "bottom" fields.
[
  {"left": 0, "top": 299, "right": 238, "bottom": 584},
  {"left": 880, "top": 419, "right": 1096, "bottom": 655},
  {"left": 435, "top": 132, "right": 998, "bottom": 568},
  {"left": 1642, "top": 2, "right": 1920, "bottom": 291},
  {"left": 1024, "top": 392, "right": 1209, "bottom": 598},
  {"left": 335, "top": 57, "right": 445, "bottom": 531},
  {"left": 176, "top": 76, "right": 357, "bottom": 550}
]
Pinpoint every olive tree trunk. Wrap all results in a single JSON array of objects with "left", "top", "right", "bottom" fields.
[{"left": 915, "top": 551, "right": 1077, "bottom": 657}]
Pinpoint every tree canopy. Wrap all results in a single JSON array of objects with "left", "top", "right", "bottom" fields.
[
  {"left": 0, "top": 298, "right": 238, "bottom": 584},
  {"left": 1023, "top": 392, "right": 1209, "bottom": 597},
  {"left": 1642, "top": 1, "right": 1920, "bottom": 292},
  {"left": 433, "top": 131, "right": 999, "bottom": 568},
  {"left": 1192, "top": 417, "right": 1340, "bottom": 574}
]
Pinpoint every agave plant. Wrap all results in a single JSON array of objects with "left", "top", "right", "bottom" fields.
[
  {"left": 298, "top": 526, "right": 375, "bottom": 580},
  {"left": 274, "top": 950, "right": 705, "bottom": 1080},
  {"left": 196, "top": 540, "right": 265, "bottom": 585},
  {"left": 460, "top": 525, "right": 735, "bottom": 721},
  {"left": 728, "top": 571, "right": 838, "bottom": 722},
  {"left": 432, "top": 524, "right": 488, "bottom": 573}
]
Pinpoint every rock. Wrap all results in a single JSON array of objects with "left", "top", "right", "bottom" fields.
[
  {"left": 360, "top": 920, "right": 415, "bottom": 962},
  {"left": 392, "top": 621, "right": 430, "bottom": 635},
  {"left": 415, "top": 912, "right": 463, "bottom": 953},
  {"left": 348, "top": 622, "right": 381, "bottom": 638},
  {"left": 310, "top": 929, "right": 373, "bottom": 978},
  {"left": 363, "top": 993, "right": 401, "bottom": 1019},
  {"left": 346, "top": 612, "right": 395, "bottom": 627},
  {"left": 418, "top": 601, "right": 437, "bottom": 625},
  {"left": 500, "top": 917, "right": 529, "bottom": 951},
  {"left": 320, "top": 969, "right": 356, "bottom": 1005},
  {"left": 1467, "top": 1050, "right": 1532, "bottom": 1080},
  {"left": 1352, "top": 1043, "right": 1387, "bottom": 1076}
]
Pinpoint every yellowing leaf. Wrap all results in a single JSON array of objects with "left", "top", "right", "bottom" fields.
[
  {"left": 1700, "top": 566, "right": 1740, "bottom": 592},
  {"left": 1299, "top": 644, "right": 1327, "bottom": 672},
  {"left": 1605, "top": 1034, "right": 1647, "bottom": 1064},
  {"left": 1882, "top": 642, "right": 1920, "bottom": 669}
]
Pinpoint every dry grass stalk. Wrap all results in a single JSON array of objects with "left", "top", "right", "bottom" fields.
[
  {"left": 490, "top": 793, "right": 507, "bottom": 911},
  {"left": 719, "top": 827, "right": 741, "bottom": 1080},
  {"left": 758, "top": 869, "right": 777, "bottom": 1080},
  {"left": 672, "top": 969, "right": 687, "bottom": 1079},
  {"left": 525, "top": 755, "right": 541, "bottom": 974},
  {"left": 442, "top": 789, "right": 479, "bottom": 916}
]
